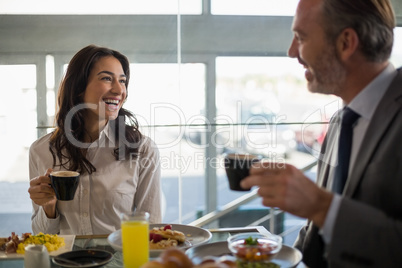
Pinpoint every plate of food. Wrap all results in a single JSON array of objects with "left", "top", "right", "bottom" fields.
[
  {"left": 108, "top": 223, "right": 212, "bottom": 257},
  {"left": 186, "top": 241, "right": 303, "bottom": 268},
  {"left": 0, "top": 232, "right": 75, "bottom": 259}
]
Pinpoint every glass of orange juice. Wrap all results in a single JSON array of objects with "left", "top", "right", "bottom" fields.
[{"left": 120, "top": 211, "right": 150, "bottom": 268}]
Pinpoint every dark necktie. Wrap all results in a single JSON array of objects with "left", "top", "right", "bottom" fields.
[{"left": 332, "top": 107, "right": 360, "bottom": 194}]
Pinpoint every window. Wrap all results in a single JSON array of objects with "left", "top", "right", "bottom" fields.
[
  {"left": 211, "top": 0, "right": 298, "bottom": 16},
  {"left": 126, "top": 63, "right": 206, "bottom": 223},
  {"left": 0, "top": 0, "right": 202, "bottom": 14},
  {"left": 0, "top": 65, "right": 37, "bottom": 183},
  {"left": 0, "top": 65, "right": 37, "bottom": 234}
]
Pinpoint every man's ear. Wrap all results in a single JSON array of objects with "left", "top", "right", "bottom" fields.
[{"left": 336, "top": 28, "right": 359, "bottom": 61}]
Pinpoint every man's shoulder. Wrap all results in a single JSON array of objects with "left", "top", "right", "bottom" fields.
[{"left": 393, "top": 66, "right": 402, "bottom": 82}]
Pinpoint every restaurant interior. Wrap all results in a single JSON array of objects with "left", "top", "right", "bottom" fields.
[{"left": 1, "top": 0, "right": 402, "bottom": 263}]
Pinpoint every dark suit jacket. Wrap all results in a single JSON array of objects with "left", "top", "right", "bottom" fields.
[{"left": 294, "top": 67, "right": 402, "bottom": 267}]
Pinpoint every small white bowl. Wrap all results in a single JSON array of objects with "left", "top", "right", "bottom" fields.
[{"left": 227, "top": 232, "right": 282, "bottom": 264}]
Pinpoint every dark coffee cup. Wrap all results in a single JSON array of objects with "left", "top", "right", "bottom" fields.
[
  {"left": 50, "top": 171, "right": 80, "bottom": 201},
  {"left": 224, "top": 153, "right": 261, "bottom": 191}
]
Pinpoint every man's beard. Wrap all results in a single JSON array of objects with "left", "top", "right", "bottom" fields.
[{"left": 308, "top": 46, "right": 346, "bottom": 96}]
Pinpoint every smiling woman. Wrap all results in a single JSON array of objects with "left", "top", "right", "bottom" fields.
[{"left": 27, "top": 45, "right": 162, "bottom": 235}]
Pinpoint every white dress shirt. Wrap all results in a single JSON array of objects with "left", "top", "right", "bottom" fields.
[
  {"left": 321, "top": 63, "right": 397, "bottom": 243},
  {"left": 29, "top": 123, "right": 162, "bottom": 235}
]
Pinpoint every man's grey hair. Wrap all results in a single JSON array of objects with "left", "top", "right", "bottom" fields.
[{"left": 321, "top": 0, "right": 395, "bottom": 62}]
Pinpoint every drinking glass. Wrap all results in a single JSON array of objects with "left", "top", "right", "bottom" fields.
[
  {"left": 120, "top": 211, "right": 150, "bottom": 268},
  {"left": 24, "top": 244, "right": 50, "bottom": 268}
]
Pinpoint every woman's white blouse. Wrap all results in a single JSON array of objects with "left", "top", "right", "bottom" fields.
[{"left": 29, "top": 124, "right": 162, "bottom": 235}]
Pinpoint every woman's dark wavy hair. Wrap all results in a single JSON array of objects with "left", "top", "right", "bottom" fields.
[{"left": 49, "top": 44, "right": 142, "bottom": 174}]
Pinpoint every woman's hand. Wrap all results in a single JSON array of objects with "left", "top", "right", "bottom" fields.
[
  {"left": 240, "top": 161, "right": 333, "bottom": 228},
  {"left": 28, "top": 168, "right": 57, "bottom": 218}
]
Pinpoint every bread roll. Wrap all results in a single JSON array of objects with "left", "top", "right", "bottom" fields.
[
  {"left": 160, "top": 248, "right": 193, "bottom": 268},
  {"left": 140, "top": 260, "right": 165, "bottom": 268}
]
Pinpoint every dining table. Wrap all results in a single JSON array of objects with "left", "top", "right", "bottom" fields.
[{"left": 0, "top": 226, "right": 306, "bottom": 268}]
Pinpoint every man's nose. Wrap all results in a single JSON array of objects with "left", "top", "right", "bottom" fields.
[{"left": 287, "top": 37, "right": 298, "bottom": 58}]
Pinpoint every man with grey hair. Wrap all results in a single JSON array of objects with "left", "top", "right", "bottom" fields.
[{"left": 241, "top": 0, "right": 402, "bottom": 267}]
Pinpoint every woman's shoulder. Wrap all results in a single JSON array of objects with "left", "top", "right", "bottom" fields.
[
  {"left": 139, "top": 135, "right": 159, "bottom": 154},
  {"left": 29, "top": 132, "right": 53, "bottom": 152},
  {"left": 140, "top": 135, "right": 158, "bottom": 148}
]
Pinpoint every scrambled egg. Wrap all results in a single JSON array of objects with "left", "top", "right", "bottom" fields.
[{"left": 16, "top": 232, "right": 65, "bottom": 254}]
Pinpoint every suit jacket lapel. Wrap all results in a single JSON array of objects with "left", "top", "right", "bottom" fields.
[
  {"left": 317, "top": 112, "right": 341, "bottom": 189},
  {"left": 345, "top": 68, "right": 402, "bottom": 196}
]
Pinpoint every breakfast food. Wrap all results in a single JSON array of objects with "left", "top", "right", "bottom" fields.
[
  {"left": 228, "top": 234, "right": 282, "bottom": 268},
  {"left": 0, "top": 232, "right": 31, "bottom": 254},
  {"left": 0, "top": 232, "right": 65, "bottom": 254},
  {"left": 140, "top": 248, "right": 237, "bottom": 268},
  {"left": 149, "top": 224, "right": 186, "bottom": 249},
  {"left": 0, "top": 237, "right": 8, "bottom": 248},
  {"left": 149, "top": 238, "right": 179, "bottom": 250}
]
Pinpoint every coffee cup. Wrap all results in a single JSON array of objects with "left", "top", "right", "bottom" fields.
[
  {"left": 50, "top": 171, "right": 80, "bottom": 201},
  {"left": 224, "top": 153, "right": 261, "bottom": 191}
]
